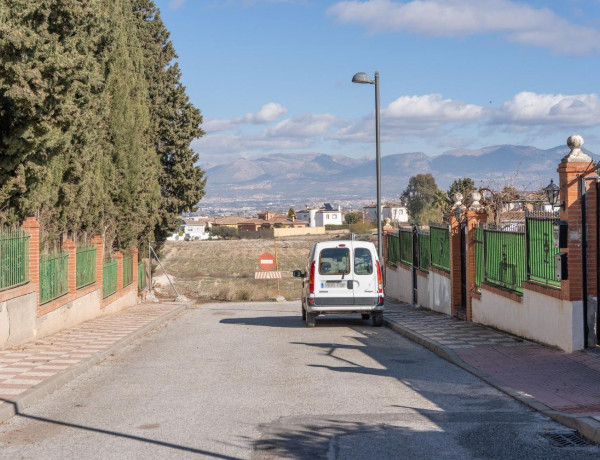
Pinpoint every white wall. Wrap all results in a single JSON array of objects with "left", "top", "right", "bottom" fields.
[
  {"left": 428, "top": 271, "right": 451, "bottom": 315},
  {"left": 472, "top": 288, "right": 583, "bottom": 352},
  {"left": 385, "top": 265, "right": 413, "bottom": 304}
]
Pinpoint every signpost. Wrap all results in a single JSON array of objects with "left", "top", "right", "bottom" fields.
[{"left": 255, "top": 247, "right": 281, "bottom": 292}]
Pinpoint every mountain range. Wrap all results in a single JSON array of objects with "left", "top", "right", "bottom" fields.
[{"left": 203, "top": 145, "right": 598, "bottom": 202}]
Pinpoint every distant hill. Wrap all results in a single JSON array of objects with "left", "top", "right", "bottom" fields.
[{"left": 203, "top": 145, "right": 597, "bottom": 201}]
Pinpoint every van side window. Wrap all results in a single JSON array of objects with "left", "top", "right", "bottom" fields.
[
  {"left": 319, "top": 248, "right": 350, "bottom": 275},
  {"left": 354, "top": 248, "right": 373, "bottom": 275}
]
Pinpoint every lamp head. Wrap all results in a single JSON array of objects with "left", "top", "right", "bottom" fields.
[
  {"left": 543, "top": 179, "right": 560, "bottom": 206},
  {"left": 453, "top": 207, "right": 464, "bottom": 222},
  {"left": 352, "top": 72, "right": 373, "bottom": 84}
]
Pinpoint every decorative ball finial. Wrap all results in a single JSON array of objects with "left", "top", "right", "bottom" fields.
[{"left": 563, "top": 134, "right": 591, "bottom": 163}]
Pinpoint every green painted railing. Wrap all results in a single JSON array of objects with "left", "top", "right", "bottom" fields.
[
  {"left": 418, "top": 231, "right": 430, "bottom": 272},
  {"left": 0, "top": 228, "right": 29, "bottom": 291},
  {"left": 123, "top": 255, "right": 133, "bottom": 287},
  {"left": 103, "top": 259, "right": 118, "bottom": 298},
  {"left": 430, "top": 226, "right": 450, "bottom": 272},
  {"left": 526, "top": 217, "right": 560, "bottom": 287},
  {"left": 484, "top": 229, "right": 526, "bottom": 293},
  {"left": 138, "top": 261, "right": 146, "bottom": 291},
  {"left": 76, "top": 245, "right": 96, "bottom": 289},
  {"left": 387, "top": 233, "right": 399, "bottom": 266},
  {"left": 474, "top": 226, "right": 484, "bottom": 288},
  {"left": 399, "top": 229, "right": 413, "bottom": 266},
  {"left": 40, "top": 252, "right": 69, "bottom": 304}
]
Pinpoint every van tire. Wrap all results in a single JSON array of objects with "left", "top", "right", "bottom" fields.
[
  {"left": 361, "top": 313, "right": 370, "bottom": 320},
  {"left": 306, "top": 312, "right": 316, "bottom": 328},
  {"left": 372, "top": 312, "right": 383, "bottom": 327}
]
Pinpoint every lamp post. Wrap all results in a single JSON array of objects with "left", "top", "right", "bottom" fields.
[{"left": 352, "top": 71, "right": 382, "bottom": 259}]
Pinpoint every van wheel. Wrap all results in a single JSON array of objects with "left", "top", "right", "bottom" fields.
[
  {"left": 372, "top": 312, "right": 383, "bottom": 327},
  {"left": 306, "top": 312, "right": 316, "bottom": 328},
  {"left": 361, "top": 313, "right": 370, "bottom": 320},
  {"left": 301, "top": 302, "right": 306, "bottom": 320}
]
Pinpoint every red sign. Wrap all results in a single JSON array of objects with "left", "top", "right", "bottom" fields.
[{"left": 258, "top": 253, "right": 276, "bottom": 271}]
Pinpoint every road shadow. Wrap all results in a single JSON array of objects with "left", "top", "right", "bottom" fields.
[
  {"left": 0, "top": 398, "right": 239, "bottom": 459},
  {"left": 220, "top": 314, "right": 374, "bottom": 329}
]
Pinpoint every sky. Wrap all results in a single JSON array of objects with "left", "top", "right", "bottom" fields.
[{"left": 153, "top": 0, "right": 600, "bottom": 167}]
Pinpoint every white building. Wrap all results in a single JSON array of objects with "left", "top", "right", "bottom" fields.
[
  {"left": 167, "top": 219, "right": 210, "bottom": 241},
  {"left": 363, "top": 204, "right": 409, "bottom": 223},
  {"left": 296, "top": 203, "right": 343, "bottom": 227}
]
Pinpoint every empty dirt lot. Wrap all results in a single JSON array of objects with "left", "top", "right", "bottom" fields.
[{"left": 156, "top": 233, "right": 375, "bottom": 303}]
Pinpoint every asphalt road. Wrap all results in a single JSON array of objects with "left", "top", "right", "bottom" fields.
[{"left": 0, "top": 301, "right": 598, "bottom": 459}]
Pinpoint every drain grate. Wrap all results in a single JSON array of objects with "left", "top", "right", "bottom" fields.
[{"left": 540, "top": 431, "right": 595, "bottom": 448}]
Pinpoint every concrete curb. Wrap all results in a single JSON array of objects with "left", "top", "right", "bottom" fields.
[
  {"left": 0, "top": 303, "right": 189, "bottom": 424},
  {"left": 384, "top": 318, "right": 600, "bottom": 445}
]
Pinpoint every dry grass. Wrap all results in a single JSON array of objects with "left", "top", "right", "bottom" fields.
[{"left": 154, "top": 233, "right": 372, "bottom": 303}]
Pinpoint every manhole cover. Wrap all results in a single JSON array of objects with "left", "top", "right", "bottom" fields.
[{"left": 540, "top": 431, "right": 595, "bottom": 448}]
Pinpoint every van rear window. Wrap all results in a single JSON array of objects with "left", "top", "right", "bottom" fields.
[
  {"left": 319, "top": 248, "right": 350, "bottom": 275},
  {"left": 354, "top": 248, "right": 373, "bottom": 275}
]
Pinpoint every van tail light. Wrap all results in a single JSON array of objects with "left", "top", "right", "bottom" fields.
[
  {"left": 309, "top": 261, "right": 316, "bottom": 294},
  {"left": 376, "top": 260, "right": 383, "bottom": 294}
]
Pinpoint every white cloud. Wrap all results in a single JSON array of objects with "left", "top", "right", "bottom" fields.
[
  {"left": 492, "top": 91, "right": 600, "bottom": 126},
  {"left": 383, "top": 94, "right": 484, "bottom": 124},
  {"left": 169, "top": 0, "right": 186, "bottom": 10},
  {"left": 265, "top": 113, "right": 338, "bottom": 137},
  {"left": 328, "top": 0, "right": 600, "bottom": 55},
  {"left": 238, "top": 103, "right": 288, "bottom": 124}
]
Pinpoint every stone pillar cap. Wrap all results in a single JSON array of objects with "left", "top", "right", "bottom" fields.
[{"left": 562, "top": 134, "right": 592, "bottom": 163}]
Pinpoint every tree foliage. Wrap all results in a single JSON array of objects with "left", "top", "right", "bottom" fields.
[
  {"left": 0, "top": 0, "right": 205, "bottom": 251},
  {"left": 344, "top": 211, "right": 362, "bottom": 225},
  {"left": 401, "top": 174, "right": 443, "bottom": 225}
]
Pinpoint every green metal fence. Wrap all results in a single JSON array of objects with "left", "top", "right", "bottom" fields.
[
  {"left": 418, "top": 231, "right": 430, "bottom": 272},
  {"left": 103, "top": 259, "right": 118, "bottom": 298},
  {"left": 123, "top": 255, "right": 133, "bottom": 288},
  {"left": 76, "top": 245, "right": 96, "bottom": 289},
  {"left": 0, "top": 229, "right": 30, "bottom": 291},
  {"left": 399, "top": 229, "right": 413, "bottom": 266},
  {"left": 40, "top": 252, "right": 69, "bottom": 304},
  {"left": 387, "top": 233, "right": 400, "bottom": 266},
  {"left": 484, "top": 229, "right": 526, "bottom": 293},
  {"left": 138, "top": 261, "right": 146, "bottom": 292},
  {"left": 474, "top": 226, "right": 484, "bottom": 288},
  {"left": 430, "top": 226, "right": 450, "bottom": 272},
  {"left": 526, "top": 217, "right": 560, "bottom": 287}
]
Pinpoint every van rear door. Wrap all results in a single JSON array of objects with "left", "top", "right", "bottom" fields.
[
  {"left": 352, "top": 245, "right": 378, "bottom": 306},
  {"left": 315, "top": 245, "right": 352, "bottom": 305}
]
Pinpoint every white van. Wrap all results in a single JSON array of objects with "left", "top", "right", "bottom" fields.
[{"left": 293, "top": 240, "right": 384, "bottom": 327}]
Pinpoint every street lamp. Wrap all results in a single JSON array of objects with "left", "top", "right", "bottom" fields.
[
  {"left": 352, "top": 71, "right": 382, "bottom": 259},
  {"left": 543, "top": 179, "right": 564, "bottom": 210}
]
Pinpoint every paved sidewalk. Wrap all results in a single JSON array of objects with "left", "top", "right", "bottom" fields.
[
  {"left": 0, "top": 301, "right": 187, "bottom": 423},
  {"left": 384, "top": 297, "right": 600, "bottom": 444}
]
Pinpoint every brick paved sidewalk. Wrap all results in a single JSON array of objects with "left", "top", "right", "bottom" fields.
[
  {"left": 384, "top": 298, "right": 600, "bottom": 443},
  {"left": 0, "top": 302, "right": 186, "bottom": 422}
]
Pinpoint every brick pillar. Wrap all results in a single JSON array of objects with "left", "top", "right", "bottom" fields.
[
  {"left": 557, "top": 135, "right": 597, "bottom": 302},
  {"left": 61, "top": 238, "right": 77, "bottom": 294},
  {"left": 132, "top": 247, "right": 139, "bottom": 285},
  {"left": 114, "top": 251, "right": 124, "bottom": 293},
  {"left": 22, "top": 217, "right": 40, "bottom": 305},
  {"left": 91, "top": 235, "right": 104, "bottom": 289},
  {"left": 465, "top": 207, "right": 487, "bottom": 321}
]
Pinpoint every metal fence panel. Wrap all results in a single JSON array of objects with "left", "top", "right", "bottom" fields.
[
  {"left": 418, "top": 231, "right": 430, "bottom": 272},
  {"left": 0, "top": 229, "right": 29, "bottom": 291},
  {"left": 123, "top": 256, "right": 133, "bottom": 287},
  {"left": 138, "top": 261, "right": 146, "bottom": 292},
  {"left": 76, "top": 245, "right": 96, "bottom": 289},
  {"left": 526, "top": 217, "right": 560, "bottom": 287},
  {"left": 387, "top": 233, "right": 399, "bottom": 266},
  {"left": 430, "top": 226, "right": 450, "bottom": 272},
  {"left": 399, "top": 229, "right": 413, "bottom": 266},
  {"left": 103, "top": 259, "right": 118, "bottom": 298},
  {"left": 484, "top": 229, "right": 526, "bottom": 293},
  {"left": 40, "top": 252, "right": 69, "bottom": 304}
]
